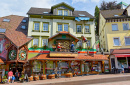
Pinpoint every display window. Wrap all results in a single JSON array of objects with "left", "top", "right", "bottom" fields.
[
  {"left": 71, "top": 61, "right": 80, "bottom": 74},
  {"left": 46, "top": 61, "right": 55, "bottom": 74},
  {"left": 58, "top": 61, "right": 69, "bottom": 74},
  {"left": 117, "top": 57, "right": 127, "bottom": 69},
  {"left": 33, "top": 61, "right": 42, "bottom": 73}
]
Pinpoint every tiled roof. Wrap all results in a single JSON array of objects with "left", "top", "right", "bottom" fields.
[
  {"left": 29, "top": 54, "right": 108, "bottom": 61},
  {"left": 27, "top": 7, "right": 94, "bottom": 18},
  {"left": 100, "top": 9, "right": 125, "bottom": 19},
  {"left": 111, "top": 49, "right": 130, "bottom": 54},
  {"left": 48, "top": 31, "right": 79, "bottom": 42},
  {"left": 0, "top": 15, "right": 32, "bottom": 47}
]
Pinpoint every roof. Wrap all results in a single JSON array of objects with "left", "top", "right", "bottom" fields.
[
  {"left": 118, "top": 1, "right": 129, "bottom": 6},
  {"left": 27, "top": 7, "right": 94, "bottom": 18},
  {"left": 51, "top": 2, "right": 74, "bottom": 11},
  {"left": 0, "top": 56, "right": 6, "bottom": 64},
  {"left": 48, "top": 31, "right": 79, "bottom": 42},
  {"left": 111, "top": 49, "right": 130, "bottom": 54},
  {"left": 29, "top": 54, "right": 108, "bottom": 61},
  {"left": 0, "top": 15, "right": 32, "bottom": 48},
  {"left": 100, "top": 9, "right": 125, "bottom": 19}
]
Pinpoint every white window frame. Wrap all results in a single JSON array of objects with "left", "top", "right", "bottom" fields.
[
  {"left": 64, "top": 10, "right": 68, "bottom": 16},
  {"left": 43, "top": 23, "right": 48, "bottom": 31},
  {"left": 124, "top": 36, "right": 130, "bottom": 45},
  {"left": 77, "top": 25, "right": 82, "bottom": 32},
  {"left": 85, "top": 25, "right": 90, "bottom": 33},
  {"left": 64, "top": 24, "right": 68, "bottom": 32},
  {"left": 34, "top": 23, "right": 40, "bottom": 30},
  {"left": 123, "top": 23, "right": 129, "bottom": 30},
  {"left": 113, "top": 37, "right": 121, "bottom": 46},
  {"left": 58, "top": 24, "right": 62, "bottom": 31},
  {"left": 58, "top": 10, "right": 62, "bottom": 15},
  {"left": 42, "top": 39, "right": 48, "bottom": 46},
  {"left": 112, "top": 24, "right": 118, "bottom": 31},
  {"left": 33, "top": 39, "right": 39, "bottom": 46},
  {"left": 87, "top": 40, "right": 91, "bottom": 47},
  {"left": 0, "top": 43, "right": 3, "bottom": 52}
]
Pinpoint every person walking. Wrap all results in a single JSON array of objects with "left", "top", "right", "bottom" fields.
[
  {"left": 121, "top": 63, "right": 125, "bottom": 73},
  {"left": 15, "top": 70, "right": 19, "bottom": 81},
  {"left": 12, "top": 75, "right": 15, "bottom": 83},
  {"left": 8, "top": 70, "right": 13, "bottom": 83}
]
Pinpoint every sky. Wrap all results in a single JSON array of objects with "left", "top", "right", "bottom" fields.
[{"left": 0, "top": 0, "right": 130, "bottom": 17}]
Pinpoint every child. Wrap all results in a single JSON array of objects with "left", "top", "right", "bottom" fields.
[{"left": 12, "top": 75, "right": 15, "bottom": 83}]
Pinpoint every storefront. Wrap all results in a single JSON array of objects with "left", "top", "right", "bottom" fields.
[{"left": 29, "top": 53, "right": 108, "bottom": 76}]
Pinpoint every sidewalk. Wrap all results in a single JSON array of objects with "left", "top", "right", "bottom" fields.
[{"left": 5, "top": 73, "right": 130, "bottom": 85}]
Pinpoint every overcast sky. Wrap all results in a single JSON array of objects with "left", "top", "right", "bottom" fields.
[{"left": 0, "top": 0, "right": 129, "bottom": 17}]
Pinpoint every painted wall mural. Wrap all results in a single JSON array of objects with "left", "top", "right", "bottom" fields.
[{"left": 0, "top": 38, "right": 11, "bottom": 59}]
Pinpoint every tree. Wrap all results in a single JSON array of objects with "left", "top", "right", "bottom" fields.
[
  {"left": 100, "top": 1, "right": 121, "bottom": 10},
  {"left": 94, "top": 6, "right": 99, "bottom": 35}
]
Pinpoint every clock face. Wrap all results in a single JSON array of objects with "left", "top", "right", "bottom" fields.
[
  {"left": 19, "top": 50, "right": 27, "bottom": 60},
  {"left": 9, "top": 50, "right": 17, "bottom": 60}
]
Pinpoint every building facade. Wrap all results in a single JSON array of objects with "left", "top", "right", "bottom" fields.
[{"left": 99, "top": 6, "right": 130, "bottom": 72}]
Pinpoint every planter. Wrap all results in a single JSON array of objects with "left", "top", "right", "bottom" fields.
[
  {"left": 40, "top": 75, "right": 46, "bottom": 80},
  {"left": 28, "top": 76, "right": 33, "bottom": 81},
  {"left": 65, "top": 73, "right": 73, "bottom": 78},
  {"left": 33, "top": 76, "right": 37, "bottom": 81},
  {"left": 48, "top": 74, "right": 55, "bottom": 79}
]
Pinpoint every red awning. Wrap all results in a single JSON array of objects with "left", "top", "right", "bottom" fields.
[{"left": 114, "top": 54, "right": 130, "bottom": 57}]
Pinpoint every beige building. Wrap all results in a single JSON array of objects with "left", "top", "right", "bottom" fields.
[
  {"left": 99, "top": 6, "right": 130, "bottom": 71},
  {"left": 27, "top": 2, "right": 96, "bottom": 52}
]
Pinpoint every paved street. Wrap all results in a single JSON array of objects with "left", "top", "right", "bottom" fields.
[{"left": 4, "top": 73, "right": 130, "bottom": 85}]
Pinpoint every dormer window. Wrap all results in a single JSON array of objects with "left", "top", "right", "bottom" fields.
[
  {"left": 64, "top": 10, "right": 68, "bottom": 16},
  {"left": 3, "top": 19, "right": 10, "bottom": 22},
  {"left": 58, "top": 10, "right": 62, "bottom": 15},
  {"left": 21, "top": 26, "right": 26, "bottom": 29},
  {"left": 22, "top": 20, "right": 26, "bottom": 23}
]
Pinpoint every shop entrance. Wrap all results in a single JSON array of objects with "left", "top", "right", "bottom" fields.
[{"left": 9, "top": 63, "right": 23, "bottom": 75}]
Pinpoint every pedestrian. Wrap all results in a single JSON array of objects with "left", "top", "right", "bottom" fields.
[
  {"left": 121, "top": 63, "right": 124, "bottom": 73},
  {"left": 8, "top": 70, "right": 13, "bottom": 83},
  {"left": 15, "top": 70, "right": 19, "bottom": 81},
  {"left": 12, "top": 75, "right": 15, "bottom": 83}
]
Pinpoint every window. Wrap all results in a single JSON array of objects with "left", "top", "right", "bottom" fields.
[
  {"left": 22, "top": 20, "right": 26, "bottom": 23},
  {"left": 113, "top": 37, "right": 120, "bottom": 46},
  {"left": 3, "top": 19, "right": 10, "bottom": 22},
  {"left": 42, "top": 39, "right": 48, "bottom": 46},
  {"left": 87, "top": 40, "right": 91, "bottom": 47},
  {"left": 0, "top": 43, "right": 3, "bottom": 52},
  {"left": 77, "top": 25, "right": 82, "bottom": 32},
  {"left": 58, "top": 24, "right": 62, "bottom": 31},
  {"left": 33, "top": 39, "right": 39, "bottom": 46},
  {"left": 85, "top": 25, "right": 90, "bottom": 33},
  {"left": 58, "top": 10, "right": 62, "bottom": 15},
  {"left": 64, "top": 10, "right": 68, "bottom": 16},
  {"left": 123, "top": 23, "right": 129, "bottom": 30},
  {"left": 112, "top": 24, "right": 118, "bottom": 31},
  {"left": 125, "top": 37, "right": 130, "bottom": 45},
  {"left": 21, "top": 26, "right": 26, "bottom": 29},
  {"left": 64, "top": 24, "right": 68, "bottom": 31},
  {"left": 43, "top": 23, "right": 48, "bottom": 31},
  {"left": 34, "top": 23, "right": 40, "bottom": 30}
]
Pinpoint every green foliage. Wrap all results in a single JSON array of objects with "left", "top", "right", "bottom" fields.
[
  {"left": 43, "top": 45, "right": 48, "bottom": 50},
  {"left": 32, "top": 45, "right": 38, "bottom": 50},
  {"left": 100, "top": 1, "right": 121, "bottom": 10},
  {"left": 2, "top": 79, "right": 8, "bottom": 83},
  {"left": 21, "top": 74, "right": 24, "bottom": 78},
  {"left": 76, "top": 46, "right": 83, "bottom": 51},
  {"left": 3, "top": 76, "right": 7, "bottom": 79},
  {"left": 94, "top": 6, "right": 99, "bottom": 35}
]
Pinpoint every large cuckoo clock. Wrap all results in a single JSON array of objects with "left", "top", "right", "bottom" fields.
[
  {"left": 8, "top": 50, "right": 17, "bottom": 60},
  {"left": 19, "top": 50, "right": 27, "bottom": 60}
]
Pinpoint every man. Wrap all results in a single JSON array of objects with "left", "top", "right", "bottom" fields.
[{"left": 8, "top": 70, "right": 13, "bottom": 83}]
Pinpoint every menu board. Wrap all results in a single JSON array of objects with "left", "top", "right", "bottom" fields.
[{"left": 104, "top": 60, "right": 109, "bottom": 72}]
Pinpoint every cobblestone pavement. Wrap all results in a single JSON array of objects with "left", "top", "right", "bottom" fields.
[{"left": 3, "top": 73, "right": 130, "bottom": 85}]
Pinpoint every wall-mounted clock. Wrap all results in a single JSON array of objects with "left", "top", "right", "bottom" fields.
[
  {"left": 9, "top": 50, "right": 17, "bottom": 60},
  {"left": 19, "top": 50, "right": 27, "bottom": 60}
]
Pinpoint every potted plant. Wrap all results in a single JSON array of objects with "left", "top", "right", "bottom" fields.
[
  {"left": 2, "top": 79, "right": 8, "bottom": 84},
  {"left": 43, "top": 45, "right": 48, "bottom": 50},
  {"left": 40, "top": 74, "right": 46, "bottom": 80},
  {"left": 32, "top": 45, "right": 38, "bottom": 50},
  {"left": 33, "top": 74, "right": 39, "bottom": 81},
  {"left": 77, "top": 46, "right": 83, "bottom": 51},
  {"left": 19, "top": 74, "right": 24, "bottom": 83}
]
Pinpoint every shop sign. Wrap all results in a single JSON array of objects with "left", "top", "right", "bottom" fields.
[{"left": 50, "top": 53, "right": 78, "bottom": 57}]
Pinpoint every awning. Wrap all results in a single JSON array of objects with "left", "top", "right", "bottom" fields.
[
  {"left": 29, "top": 54, "right": 108, "bottom": 61},
  {"left": 75, "top": 17, "right": 90, "bottom": 21},
  {"left": 114, "top": 54, "right": 130, "bottom": 57}
]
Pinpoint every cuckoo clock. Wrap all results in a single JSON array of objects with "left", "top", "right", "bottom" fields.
[
  {"left": 19, "top": 50, "right": 27, "bottom": 60},
  {"left": 8, "top": 50, "right": 17, "bottom": 60}
]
